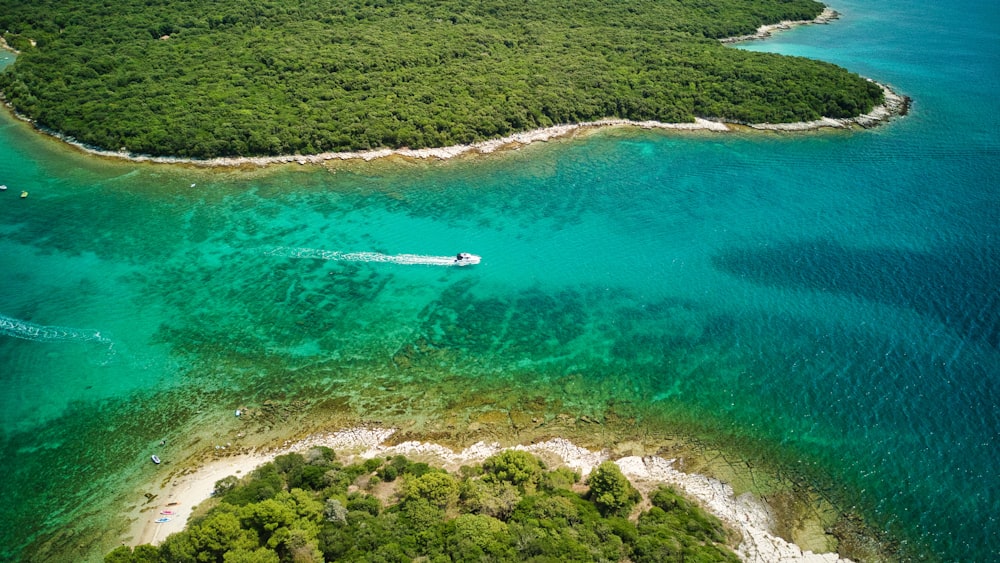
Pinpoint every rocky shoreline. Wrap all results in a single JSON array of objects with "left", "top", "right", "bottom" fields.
[
  {"left": 720, "top": 7, "right": 841, "bottom": 44},
  {"left": 33, "top": 81, "right": 907, "bottom": 168},
  {"left": 0, "top": 36, "right": 17, "bottom": 54},
  {"left": 131, "top": 426, "right": 853, "bottom": 562}
]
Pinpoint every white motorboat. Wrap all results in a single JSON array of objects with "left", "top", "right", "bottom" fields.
[{"left": 453, "top": 252, "right": 481, "bottom": 266}]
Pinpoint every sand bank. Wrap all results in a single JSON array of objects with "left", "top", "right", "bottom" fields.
[{"left": 131, "top": 426, "right": 851, "bottom": 562}]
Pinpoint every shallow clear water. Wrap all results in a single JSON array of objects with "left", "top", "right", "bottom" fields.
[{"left": 1, "top": 0, "right": 998, "bottom": 560}]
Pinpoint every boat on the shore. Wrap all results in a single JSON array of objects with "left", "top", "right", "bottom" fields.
[
  {"left": 155, "top": 517, "right": 171, "bottom": 523},
  {"left": 151, "top": 455, "right": 161, "bottom": 464},
  {"left": 454, "top": 252, "right": 481, "bottom": 266}
]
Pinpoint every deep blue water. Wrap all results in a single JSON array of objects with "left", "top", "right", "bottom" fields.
[{"left": 1, "top": 0, "right": 998, "bottom": 560}]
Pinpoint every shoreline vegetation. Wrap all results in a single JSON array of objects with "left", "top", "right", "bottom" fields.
[
  {"left": 126, "top": 427, "right": 855, "bottom": 562},
  {"left": 67, "top": 81, "right": 908, "bottom": 168},
  {"left": 0, "top": 2, "right": 900, "bottom": 164}
]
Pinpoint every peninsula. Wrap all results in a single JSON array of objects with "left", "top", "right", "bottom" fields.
[
  {"left": 0, "top": 0, "right": 886, "bottom": 159},
  {"left": 114, "top": 427, "right": 858, "bottom": 563}
]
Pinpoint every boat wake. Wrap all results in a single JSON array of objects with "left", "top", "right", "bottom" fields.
[
  {"left": 266, "top": 247, "right": 479, "bottom": 266},
  {"left": 0, "top": 313, "right": 112, "bottom": 345}
]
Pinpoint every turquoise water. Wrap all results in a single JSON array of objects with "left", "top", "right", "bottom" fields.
[{"left": 1, "top": 0, "right": 998, "bottom": 560}]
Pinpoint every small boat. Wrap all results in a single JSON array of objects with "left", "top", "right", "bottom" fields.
[
  {"left": 160, "top": 510, "right": 174, "bottom": 515},
  {"left": 155, "top": 517, "right": 171, "bottom": 523},
  {"left": 151, "top": 455, "right": 161, "bottom": 464},
  {"left": 166, "top": 501, "right": 180, "bottom": 506},
  {"left": 453, "top": 252, "right": 481, "bottom": 266},
  {"left": 0, "top": 185, "right": 6, "bottom": 191},
  {"left": 20, "top": 191, "right": 28, "bottom": 198}
]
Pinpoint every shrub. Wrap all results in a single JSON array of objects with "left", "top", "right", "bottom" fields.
[
  {"left": 273, "top": 453, "right": 305, "bottom": 476},
  {"left": 303, "top": 446, "right": 335, "bottom": 465},
  {"left": 362, "top": 457, "right": 382, "bottom": 473},
  {"left": 346, "top": 492, "right": 382, "bottom": 516},
  {"left": 541, "top": 466, "right": 580, "bottom": 491},
  {"left": 323, "top": 499, "right": 348, "bottom": 524},
  {"left": 377, "top": 464, "right": 399, "bottom": 482},
  {"left": 648, "top": 486, "right": 728, "bottom": 543},
  {"left": 213, "top": 475, "right": 240, "bottom": 497},
  {"left": 290, "top": 464, "right": 328, "bottom": 491}
]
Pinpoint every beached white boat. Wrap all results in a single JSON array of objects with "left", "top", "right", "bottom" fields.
[{"left": 453, "top": 252, "right": 481, "bottom": 266}]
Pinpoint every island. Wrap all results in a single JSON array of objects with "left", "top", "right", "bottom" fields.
[{"left": 0, "top": 0, "right": 887, "bottom": 159}]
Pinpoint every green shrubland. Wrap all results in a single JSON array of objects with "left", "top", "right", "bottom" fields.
[
  {"left": 106, "top": 449, "right": 740, "bottom": 562},
  {"left": 0, "top": 0, "right": 882, "bottom": 158}
]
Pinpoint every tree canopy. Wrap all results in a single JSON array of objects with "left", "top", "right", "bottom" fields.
[
  {"left": 0, "top": 0, "right": 884, "bottom": 158},
  {"left": 105, "top": 449, "right": 740, "bottom": 562}
]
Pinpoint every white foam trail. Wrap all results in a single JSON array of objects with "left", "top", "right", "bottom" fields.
[
  {"left": 0, "top": 313, "right": 112, "bottom": 344},
  {"left": 266, "top": 247, "right": 465, "bottom": 266}
]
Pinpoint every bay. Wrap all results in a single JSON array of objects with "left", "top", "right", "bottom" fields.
[{"left": 0, "top": 0, "right": 997, "bottom": 560}]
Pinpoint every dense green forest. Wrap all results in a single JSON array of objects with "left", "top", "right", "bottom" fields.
[
  {"left": 106, "top": 449, "right": 740, "bottom": 562},
  {"left": 0, "top": 0, "right": 884, "bottom": 158}
]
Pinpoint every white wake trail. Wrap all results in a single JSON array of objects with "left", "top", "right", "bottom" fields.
[
  {"left": 0, "top": 313, "right": 112, "bottom": 344},
  {"left": 266, "top": 247, "right": 467, "bottom": 266}
]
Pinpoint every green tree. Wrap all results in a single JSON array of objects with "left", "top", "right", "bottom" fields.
[
  {"left": 186, "top": 506, "right": 261, "bottom": 559},
  {"left": 460, "top": 479, "right": 521, "bottom": 520},
  {"left": 451, "top": 514, "right": 514, "bottom": 560},
  {"left": 221, "top": 547, "right": 280, "bottom": 563},
  {"left": 402, "top": 471, "right": 460, "bottom": 509},
  {"left": 482, "top": 450, "right": 545, "bottom": 491},
  {"left": 104, "top": 544, "right": 162, "bottom": 563},
  {"left": 585, "top": 461, "right": 641, "bottom": 517}
]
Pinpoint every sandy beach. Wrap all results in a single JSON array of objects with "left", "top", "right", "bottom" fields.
[{"left": 130, "top": 426, "right": 851, "bottom": 562}]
